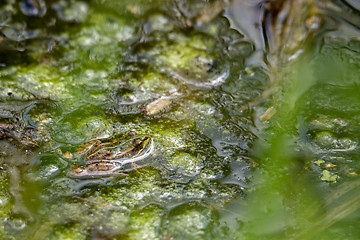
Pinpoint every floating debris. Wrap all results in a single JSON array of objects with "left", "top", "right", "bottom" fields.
[
  {"left": 195, "top": 0, "right": 226, "bottom": 26},
  {"left": 145, "top": 96, "right": 172, "bottom": 115},
  {"left": 259, "top": 106, "right": 276, "bottom": 122},
  {"left": 314, "top": 160, "right": 325, "bottom": 166},
  {"left": 324, "top": 163, "right": 336, "bottom": 168},
  {"left": 348, "top": 170, "right": 358, "bottom": 176},
  {"left": 321, "top": 170, "right": 338, "bottom": 182}
]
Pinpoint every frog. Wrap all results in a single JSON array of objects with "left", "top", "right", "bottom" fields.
[{"left": 68, "top": 131, "right": 153, "bottom": 178}]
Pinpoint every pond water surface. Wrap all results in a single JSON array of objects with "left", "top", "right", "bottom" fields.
[{"left": 1, "top": 0, "right": 360, "bottom": 239}]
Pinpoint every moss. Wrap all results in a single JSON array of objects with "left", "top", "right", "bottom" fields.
[
  {"left": 0, "top": 1, "right": 253, "bottom": 239},
  {"left": 314, "top": 131, "right": 336, "bottom": 149},
  {"left": 136, "top": 30, "right": 229, "bottom": 89},
  {"left": 127, "top": 205, "right": 164, "bottom": 240},
  {"left": 314, "top": 131, "right": 357, "bottom": 150},
  {"left": 165, "top": 152, "right": 202, "bottom": 177},
  {"left": 163, "top": 206, "right": 213, "bottom": 240},
  {"left": 117, "top": 71, "right": 178, "bottom": 106},
  {"left": 0, "top": 167, "right": 11, "bottom": 238},
  {"left": 63, "top": 12, "right": 134, "bottom": 69},
  {"left": 46, "top": 223, "right": 88, "bottom": 240}
]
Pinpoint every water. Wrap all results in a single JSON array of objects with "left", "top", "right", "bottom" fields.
[{"left": 0, "top": 0, "right": 360, "bottom": 239}]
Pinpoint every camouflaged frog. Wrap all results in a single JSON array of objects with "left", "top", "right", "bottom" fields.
[{"left": 68, "top": 131, "right": 153, "bottom": 178}]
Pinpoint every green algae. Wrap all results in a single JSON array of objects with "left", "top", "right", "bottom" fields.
[
  {"left": 0, "top": 167, "right": 10, "bottom": 239},
  {"left": 1, "top": 0, "right": 360, "bottom": 239},
  {"left": 0, "top": 1, "right": 255, "bottom": 238}
]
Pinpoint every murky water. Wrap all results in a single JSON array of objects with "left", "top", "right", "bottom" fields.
[{"left": 0, "top": 0, "right": 360, "bottom": 239}]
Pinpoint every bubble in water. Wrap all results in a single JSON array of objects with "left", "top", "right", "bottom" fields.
[
  {"left": 20, "top": 0, "right": 47, "bottom": 17},
  {"left": 7, "top": 214, "right": 30, "bottom": 230}
]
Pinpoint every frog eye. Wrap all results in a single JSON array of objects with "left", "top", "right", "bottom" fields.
[
  {"left": 133, "top": 138, "right": 142, "bottom": 145},
  {"left": 71, "top": 165, "right": 84, "bottom": 173}
]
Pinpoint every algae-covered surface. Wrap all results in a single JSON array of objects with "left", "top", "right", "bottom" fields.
[{"left": 1, "top": 0, "right": 360, "bottom": 239}]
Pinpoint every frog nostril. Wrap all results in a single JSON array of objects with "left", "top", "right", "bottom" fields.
[{"left": 128, "top": 131, "right": 137, "bottom": 137}]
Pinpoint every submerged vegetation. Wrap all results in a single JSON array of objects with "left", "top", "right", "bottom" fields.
[{"left": 0, "top": 0, "right": 360, "bottom": 239}]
